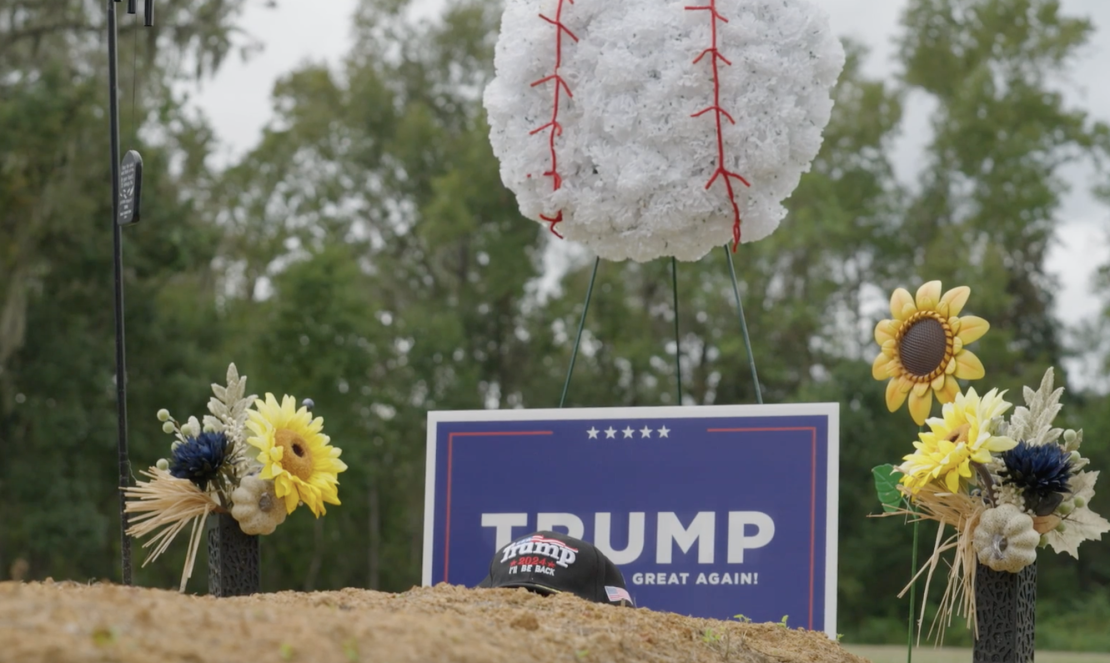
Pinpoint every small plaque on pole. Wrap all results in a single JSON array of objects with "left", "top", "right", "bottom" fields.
[{"left": 118, "top": 150, "right": 143, "bottom": 225}]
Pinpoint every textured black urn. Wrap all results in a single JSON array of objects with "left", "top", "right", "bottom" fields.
[
  {"left": 206, "top": 512, "right": 260, "bottom": 597},
  {"left": 973, "top": 561, "right": 1036, "bottom": 663}
]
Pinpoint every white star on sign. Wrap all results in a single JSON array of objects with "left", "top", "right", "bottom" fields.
[
  {"left": 622, "top": 426, "right": 635, "bottom": 438},
  {"left": 658, "top": 426, "right": 670, "bottom": 438},
  {"left": 640, "top": 426, "right": 653, "bottom": 438},
  {"left": 587, "top": 427, "right": 599, "bottom": 439},
  {"left": 604, "top": 427, "right": 617, "bottom": 439}
]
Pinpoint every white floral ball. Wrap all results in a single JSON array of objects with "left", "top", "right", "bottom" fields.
[{"left": 483, "top": 0, "right": 845, "bottom": 262}]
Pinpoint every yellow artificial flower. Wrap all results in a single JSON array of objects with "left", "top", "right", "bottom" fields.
[
  {"left": 899, "top": 387, "right": 1017, "bottom": 495},
  {"left": 871, "top": 280, "right": 990, "bottom": 425},
  {"left": 245, "top": 393, "right": 347, "bottom": 517}
]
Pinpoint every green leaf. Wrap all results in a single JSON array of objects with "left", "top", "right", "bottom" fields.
[
  {"left": 91, "top": 627, "right": 116, "bottom": 647},
  {"left": 872, "top": 464, "right": 905, "bottom": 513},
  {"left": 343, "top": 639, "right": 359, "bottom": 662}
]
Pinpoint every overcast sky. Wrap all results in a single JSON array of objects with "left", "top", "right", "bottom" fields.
[{"left": 187, "top": 0, "right": 1109, "bottom": 349}]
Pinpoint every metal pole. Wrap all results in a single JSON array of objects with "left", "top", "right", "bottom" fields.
[
  {"left": 107, "top": 0, "right": 133, "bottom": 587},
  {"left": 559, "top": 257, "right": 601, "bottom": 408},
  {"left": 671, "top": 257, "right": 682, "bottom": 404},
  {"left": 723, "top": 245, "right": 762, "bottom": 404}
]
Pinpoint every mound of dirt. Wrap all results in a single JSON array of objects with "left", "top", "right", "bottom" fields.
[{"left": 1, "top": 580, "right": 869, "bottom": 663}]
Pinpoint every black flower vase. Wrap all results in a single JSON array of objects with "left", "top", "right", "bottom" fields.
[
  {"left": 206, "top": 512, "right": 260, "bottom": 597},
  {"left": 973, "top": 560, "right": 1036, "bottom": 663}
]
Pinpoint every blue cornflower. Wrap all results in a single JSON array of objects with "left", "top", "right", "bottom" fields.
[
  {"left": 1000, "top": 441, "right": 1073, "bottom": 516},
  {"left": 169, "top": 431, "right": 230, "bottom": 489}
]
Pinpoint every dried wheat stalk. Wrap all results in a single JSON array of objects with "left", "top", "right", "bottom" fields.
[{"left": 123, "top": 468, "right": 218, "bottom": 591}]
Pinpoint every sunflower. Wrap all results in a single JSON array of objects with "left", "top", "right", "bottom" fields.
[
  {"left": 898, "top": 387, "right": 1017, "bottom": 495},
  {"left": 245, "top": 393, "right": 347, "bottom": 517},
  {"left": 872, "top": 281, "right": 990, "bottom": 425}
]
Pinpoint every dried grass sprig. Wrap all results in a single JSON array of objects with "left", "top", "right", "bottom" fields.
[
  {"left": 123, "top": 468, "right": 219, "bottom": 592},
  {"left": 872, "top": 483, "right": 987, "bottom": 645}
]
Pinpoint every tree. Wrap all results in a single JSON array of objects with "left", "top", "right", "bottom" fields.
[
  {"left": 198, "top": 0, "right": 550, "bottom": 591},
  {"left": 899, "top": 0, "right": 1110, "bottom": 391},
  {"left": 0, "top": 0, "right": 251, "bottom": 583},
  {"left": 3, "top": 0, "right": 1108, "bottom": 649}
]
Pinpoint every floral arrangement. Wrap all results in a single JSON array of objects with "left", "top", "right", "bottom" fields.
[
  {"left": 123, "top": 364, "right": 348, "bottom": 591},
  {"left": 483, "top": 0, "right": 845, "bottom": 262},
  {"left": 870, "top": 282, "right": 1108, "bottom": 642}
]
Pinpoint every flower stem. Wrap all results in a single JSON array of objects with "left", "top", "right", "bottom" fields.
[
  {"left": 971, "top": 461, "right": 997, "bottom": 506},
  {"left": 907, "top": 505, "right": 919, "bottom": 663},
  {"left": 906, "top": 419, "right": 928, "bottom": 663}
]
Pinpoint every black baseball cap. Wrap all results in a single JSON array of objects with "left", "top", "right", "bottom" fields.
[{"left": 477, "top": 530, "right": 634, "bottom": 607}]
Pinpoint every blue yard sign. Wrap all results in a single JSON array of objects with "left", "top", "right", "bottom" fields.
[{"left": 422, "top": 403, "right": 839, "bottom": 636}]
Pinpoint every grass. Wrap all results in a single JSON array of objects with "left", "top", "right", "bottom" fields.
[{"left": 845, "top": 645, "right": 1110, "bottom": 663}]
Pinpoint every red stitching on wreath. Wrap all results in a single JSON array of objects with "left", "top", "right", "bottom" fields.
[
  {"left": 686, "top": 1, "right": 751, "bottom": 252},
  {"left": 529, "top": 0, "right": 577, "bottom": 239}
]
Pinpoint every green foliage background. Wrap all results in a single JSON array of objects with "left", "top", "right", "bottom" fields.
[{"left": 2, "top": 0, "right": 1109, "bottom": 648}]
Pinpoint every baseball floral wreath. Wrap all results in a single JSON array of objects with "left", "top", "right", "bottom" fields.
[
  {"left": 484, "top": 0, "right": 845, "bottom": 262},
  {"left": 123, "top": 363, "right": 347, "bottom": 591},
  {"left": 870, "top": 281, "right": 1108, "bottom": 643}
]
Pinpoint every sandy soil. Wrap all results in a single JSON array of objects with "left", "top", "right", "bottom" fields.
[{"left": 0, "top": 580, "right": 869, "bottom": 663}]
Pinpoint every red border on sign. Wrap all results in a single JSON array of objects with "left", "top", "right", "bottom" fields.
[
  {"left": 707, "top": 426, "right": 818, "bottom": 631},
  {"left": 443, "top": 431, "right": 554, "bottom": 582}
]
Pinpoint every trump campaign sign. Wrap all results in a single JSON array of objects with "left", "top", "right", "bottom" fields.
[{"left": 422, "top": 403, "right": 839, "bottom": 636}]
